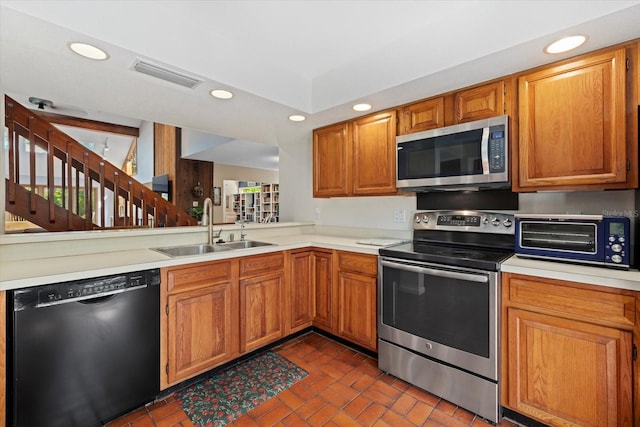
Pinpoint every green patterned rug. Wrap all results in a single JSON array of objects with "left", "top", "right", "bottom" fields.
[{"left": 175, "top": 351, "right": 308, "bottom": 427}]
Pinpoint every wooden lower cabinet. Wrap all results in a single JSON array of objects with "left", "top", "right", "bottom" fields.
[
  {"left": 336, "top": 251, "right": 378, "bottom": 351},
  {"left": 288, "top": 250, "right": 314, "bottom": 333},
  {"left": 312, "top": 249, "right": 334, "bottom": 333},
  {"left": 160, "top": 249, "right": 379, "bottom": 390},
  {"left": 239, "top": 253, "right": 285, "bottom": 353},
  {"left": 502, "top": 273, "right": 636, "bottom": 427},
  {"left": 161, "top": 259, "right": 239, "bottom": 388}
]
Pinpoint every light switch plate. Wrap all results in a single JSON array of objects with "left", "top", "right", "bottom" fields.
[{"left": 393, "top": 209, "right": 406, "bottom": 223}]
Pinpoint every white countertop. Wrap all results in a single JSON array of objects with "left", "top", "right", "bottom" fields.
[
  {"left": 0, "top": 234, "right": 384, "bottom": 291},
  {"left": 501, "top": 255, "right": 640, "bottom": 292},
  {"left": 3, "top": 230, "right": 640, "bottom": 293}
]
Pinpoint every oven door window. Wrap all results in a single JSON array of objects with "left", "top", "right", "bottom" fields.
[
  {"left": 397, "top": 129, "right": 484, "bottom": 180},
  {"left": 381, "top": 262, "right": 490, "bottom": 358}
]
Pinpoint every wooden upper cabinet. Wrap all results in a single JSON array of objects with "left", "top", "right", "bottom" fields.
[
  {"left": 516, "top": 47, "right": 632, "bottom": 190},
  {"left": 351, "top": 111, "right": 397, "bottom": 195},
  {"left": 313, "top": 110, "right": 397, "bottom": 197},
  {"left": 397, "top": 97, "right": 444, "bottom": 135},
  {"left": 313, "top": 122, "right": 350, "bottom": 197},
  {"left": 454, "top": 80, "right": 506, "bottom": 123}
]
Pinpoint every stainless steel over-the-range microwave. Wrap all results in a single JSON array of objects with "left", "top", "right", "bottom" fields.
[{"left": 396, "top": 115, "right": 509, "bottom": 190}]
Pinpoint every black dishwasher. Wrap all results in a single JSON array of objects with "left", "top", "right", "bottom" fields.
[{"left": 8, "top": 269, "right": 160, "bottom": 427}]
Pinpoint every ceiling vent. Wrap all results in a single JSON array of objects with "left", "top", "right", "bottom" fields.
[{"left": 132, "top": 60, "right": 202, "bottom": 89}]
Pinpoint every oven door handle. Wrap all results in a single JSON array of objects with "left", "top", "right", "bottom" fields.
[{"left": 380, "top": 259, "right": 488, "bottom": 283}]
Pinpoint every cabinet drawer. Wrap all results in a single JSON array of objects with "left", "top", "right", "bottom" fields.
[
  {"left": 165, "top": 260, "right": 234, "bottom": 294},
  {"left": 506, "top": 274, "right": 636, "bottom": 329},
  {"left": 239, "top": 252, "right": 285, "bottom": 278},
  {"left": 338, "top": 252, "right": 377, "bottom": 276}
]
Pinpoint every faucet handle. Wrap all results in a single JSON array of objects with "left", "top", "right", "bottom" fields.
[{"left": 214, "top": 228, "right": 223, "bottom": 237}]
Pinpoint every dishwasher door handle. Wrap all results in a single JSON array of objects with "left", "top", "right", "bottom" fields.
[{"left": 36, "top": 284, "right": 148, "bottom": 308}]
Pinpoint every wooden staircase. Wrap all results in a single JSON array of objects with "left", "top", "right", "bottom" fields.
[{"left": 4, "top": 95, "right": 197, "bottom": 231}]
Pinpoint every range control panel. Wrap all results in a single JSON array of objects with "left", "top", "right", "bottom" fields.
[{"left": 414, "top": 211, "right": 514, "bottom": 235}]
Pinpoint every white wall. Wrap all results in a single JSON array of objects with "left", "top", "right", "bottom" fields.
[
  {"left": 133, "top": 120, "right": 154, "bottom": 184},
  {"left": 278, "top": 130, "right": 416, "bottom": 233}
]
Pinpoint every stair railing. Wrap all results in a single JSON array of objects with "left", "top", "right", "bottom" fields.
[{"left": 4, "top": 95, "right": 197, "bottom": 231}]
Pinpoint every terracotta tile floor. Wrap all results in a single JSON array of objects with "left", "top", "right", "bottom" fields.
[{"left": 107, "top": 332, "right": 521, "bottom": 427}]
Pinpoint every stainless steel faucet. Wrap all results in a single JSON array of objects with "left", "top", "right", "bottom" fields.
[
  {"left": 237, "top": 219, "right": 247, "bottom": 241},
  {"left": 202, "top": 198, "right": 221, "bottom": 245}
]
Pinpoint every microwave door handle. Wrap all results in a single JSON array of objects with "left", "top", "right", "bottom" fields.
[
  {"left": 481, "top": 127, "right": 490, "bottom": 174},
  {"left": 380, "top": 260, "right": 488, "bottom": 283}
]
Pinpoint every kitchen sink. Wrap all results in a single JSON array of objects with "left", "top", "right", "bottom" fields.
[
  {"left": 152, "top": 243, "right": 232, "bottom": 257},
  {"left": 217, "top": 240, "right": 274, "bottom": 250},
  {"left": 152, "top": 241, "right": 273, "bottom": 257}
]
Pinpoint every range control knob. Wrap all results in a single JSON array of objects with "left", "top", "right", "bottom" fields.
[
  {"left": 491, "top": 217, "right": 500, "bottom": 226},
  {"left": 482, "top": 216, "right": 489, "bottom": 224},
  {"left": 611, "top": 244, "right": 623, "bottom": 253},
  {"left": 415, "top": 216, "right": 421, "bottom": 223},
  {"left": 503, "top": 218, "right": 513, "bottom": 227},
  {"left": 421, "top": 215, "right": 429, "bottom": 223},
  {"left": 611, "top": 254, "right": 623, "bottom": 263}
]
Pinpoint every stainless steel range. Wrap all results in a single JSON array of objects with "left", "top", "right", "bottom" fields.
[{"left": 378, "top": 210, "right": 514, "bottom": 423}]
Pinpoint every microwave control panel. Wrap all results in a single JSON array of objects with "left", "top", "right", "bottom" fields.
[{"left": 488, "top": 126, "right": 506, "bottom": 173}]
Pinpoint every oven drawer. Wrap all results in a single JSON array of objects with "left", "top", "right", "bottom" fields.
[{"left": 504, "top": 273, "right": 636, "bottom": 329}]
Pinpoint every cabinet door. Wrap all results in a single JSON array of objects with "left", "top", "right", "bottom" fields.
[
  {"left": 313, "top": 122, "right": 350, "bottom": 197},
  {"left": 167, "top": 282, "right": 237, "bottom": 385},
  {"left": 240, "top": 272, "right": 284, "bottom": 353},
  {"left": 398, "top": 97, "right": 444, "bottom": 135},
  {"left": 454, "top": 80, "right": 505, "bottom": 123},
  {"left": 517, "top": 48, "right": 628, "bottom": 190},
  {"left": 507, "top": 308, "right": 633, "bottom": 427},
  {"left": 313, "top": 250, "right": 334, "bottom": 333},
  {"left": 351, "top": 111, "right": 397, "bottom": 195},
  {"left": 337, "top": 270, "right": 377, "bottom": 351},
  {"left": 289, "top": 251, "right": 313, "bottom": 332}
]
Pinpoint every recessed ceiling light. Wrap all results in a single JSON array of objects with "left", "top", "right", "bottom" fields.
[
  {"left": 210, "top": 89, "right": 234, "bottom": 99},
  {"left": 353, "top": 103, "right": 372, "bottom": 112},
  {"left": 544, "top": 35, "right": 587, "bottom": 54},
  {"left": 288, "top": 115, "right": 306, "bottom": 122},
  {"left": 68, "top": 42, "right": 109, "bottom": 60}
]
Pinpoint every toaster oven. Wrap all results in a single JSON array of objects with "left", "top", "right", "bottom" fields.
[{"left": 515, "top": 214, "right": 631, "bottom": 269}]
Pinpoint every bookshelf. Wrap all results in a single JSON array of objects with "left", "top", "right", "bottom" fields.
[{"left": 232, "top": 183, "right": 278, "bottom": 223}]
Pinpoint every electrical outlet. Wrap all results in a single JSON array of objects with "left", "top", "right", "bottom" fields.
[
  {"left": 393, "top": 209, "right": 406, "bottom": 223},
  {"left": 192, "top": 201, "right": 199, "bottom": 207},
  {"left": 315, "top": 208, "right": 321, "bottom": 220}
]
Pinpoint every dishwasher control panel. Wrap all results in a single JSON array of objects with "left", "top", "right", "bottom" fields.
[{"left": 13, "top": 268, "right": 160, "bottom": 310}]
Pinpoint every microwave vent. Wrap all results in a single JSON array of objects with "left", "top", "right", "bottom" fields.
[{"left": 132, "top": 60, "right": 202, "bottom": 89}]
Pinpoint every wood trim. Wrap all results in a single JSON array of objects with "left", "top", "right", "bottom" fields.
[{"left": 32, "top": 110, "right": 139, "bottom": 137}]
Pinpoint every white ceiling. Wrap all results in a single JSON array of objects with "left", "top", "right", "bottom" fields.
[{"left": 2, "top": 1, "right": 640, "bottom": 169}]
